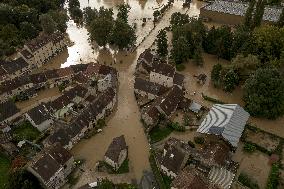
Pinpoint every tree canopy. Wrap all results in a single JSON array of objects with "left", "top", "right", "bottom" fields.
[
  {"left": 156, "top": 29, "right": 168, "bottom": 57},
  {"left": 243, "top": 68, "right": 284, "bottom": 119}
]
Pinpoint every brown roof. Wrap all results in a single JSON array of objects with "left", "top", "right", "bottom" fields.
[
  {"left": 44, "top": 70, "right": 59, "bottom": 80},
  {"left": 134, "top": 78, "right": 168, "bottom": 96},
  {"left": 20, "top": 49, "right": 34, "bottom": 60},
  {"left": 0, "top": 100, "right": 20, "bottom": 122},
  {"left": 151, "top": 61, "right": 175, "bottom": 77},
  {"left": 73, "top": 73, "right": 88, "bottom": 84},
  {"left": 143, "top": 106, "right": 160, "bottom": 124},
  {"left": 173, "top": 73, "right": 185, "bottom": 86},
  {"left": 171, "top": 167, "right": 212, "bottom": 189},
  {"left": 105, "top": 135, "right": 127, "bottom": 163},
  {"left": 46, "top": 143, "right": 73, "bottom": 165},
  {"left": 140, "top": 49, "right": 154, "bottom": 64},
  {"left": 57, "top": 67, "right": 74, "bottom": 78},
  {"left": 84, "top": 63, "right": 101, "bottom": 77},
  {"left": 156, "top": 86, "right": 183, "bottom": 116},
  {"left": 26, "top": 35, "right": 51, "bottom": 52}
]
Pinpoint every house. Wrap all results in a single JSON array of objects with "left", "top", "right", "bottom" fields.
[
  {"left": 0, "top": 100, "right": 21, "bottom": 123},
  {"left": 141, "top": 106, "right": 160, "bottom": 131},
  {"left": 150, "top": 61, "right": 176, "bottom": 87},
  {"left": 97, "top": 74, "right": 113, "bottom": 92},
  {"left": 173, "top": 73, "right": 184, "bottom": 89},
  {"left": 56, "top": 67, "right": 74, "bottom": 84},
  {"left": 197, "top": 104, "right": 250, "bottom": 147},
  {"left": 0, "top": 142, "right": 19, "bottom": 158},
  {"left": 134, "top": 78, "right": 168, "bottom": 100},
  {"left": 200, "top": 0, "right": 283, "bottom": 25},
  {"left": 104, "top": 135, "right": 128, "bottom": 171},
  {"left": 137, "top": 49, "right": 155, "bottom": 73},
  {"left": 27, "top": 143, "right": 74, "bottom": 189},
  {"left": 30, "top": 73, "right": 48, "bottom": 89},
  {"left": 19, "top": 49, "right": 36, "bottom": 68},
  {"left": 159, "top": 138, "right": 191, "bottom": 178},
  {"left": 25, "top": 103, "right": 53, "bottom": 132},
  {"left": 171, "top": 166, "right": 216, "bottom": 189},
  {"left": 156, "top": 86, "right": 184, "bottom": 118},
  {"left": 44, "top": 69, "right": 60, "bottom": 88}
]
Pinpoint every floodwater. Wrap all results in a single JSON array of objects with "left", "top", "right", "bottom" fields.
[{"left": 56, "top": 0, "right": 204, "bottom": 184}]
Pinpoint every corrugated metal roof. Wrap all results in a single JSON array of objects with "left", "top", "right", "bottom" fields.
[{"left": 197, "top": 104, "right": 249, "bottom": 147}]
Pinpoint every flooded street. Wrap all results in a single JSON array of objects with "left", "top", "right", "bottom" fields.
[{"left": 37, "top": 0, "right": 284, "bottom": 186}]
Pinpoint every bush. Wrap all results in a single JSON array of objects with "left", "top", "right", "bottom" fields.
[
  {"left": 201, "top": 93, "right": 226, "bottom": 104},
  {"left": 243, "top": 143, "right": 256, "bottom": 153},
  {"left": 149, "top": 126, "right": 173, "bottom": 144},
  {"left": 149, "top": 150, "right": 167, "bottom": 189},
  {"left": 194, "top": 136, "right": 205, "bottom": 144},
  {"left": 266, "top": 163, "right": 280, "bottom": 189},
  {"left": 188, "top": 141, "right": 195, "bottom": 148},
  {"left": 176, "top": 64, "right": 185, "bottom": 71},
  {"left": 168, "top": 122, "right": 185, "bottom": 132},
  {"left": 238, "top": 172, "right": 259, "bottom": 189}
]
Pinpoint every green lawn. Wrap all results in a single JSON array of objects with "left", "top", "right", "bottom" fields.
[
  {"left": 116, "top": 159, "right": 129, "bottom": 174},
  {"left": 13, "top": 121, "right": 41, "bottom": 142},
  {"left": 149, "top": 126, "right": 173, "bottom": 144},
  {"left": 0, "top": 153, "right": 11, "bottom": 188}
]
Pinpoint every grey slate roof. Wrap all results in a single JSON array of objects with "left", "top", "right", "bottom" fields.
[
  {"left": 105, "top": 135, "right": 127, "bottom": 163},
  {"left": 0, "top": 100, "right": 20, "bottom": 122},
  {"left": 134, "top": 77, "right": 168, "bottom": 96},
  {"left": 26, "top": 104, "right": 51, "bottom": 125},
  {"left": 202, "top": 0, "right": 283, "bottom": 22},
  {"left": 197, "top": 104, "right": 249, "bottom": 147}
]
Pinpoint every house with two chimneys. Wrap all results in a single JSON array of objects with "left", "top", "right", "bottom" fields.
[
  {"left": 27, "top": 143, "right": 74, "bottom": 189},
  {"left": 104, "top": 135, "right": 128, "bottom": 171}
]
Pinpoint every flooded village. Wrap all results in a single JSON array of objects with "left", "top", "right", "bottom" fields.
[{"left": 0, "top": 0, "right": 284, "bottom": 189}]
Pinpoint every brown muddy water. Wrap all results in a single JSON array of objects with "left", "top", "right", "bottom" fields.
[
  {"left": 52, "top": 0, "right": 203, "bottom": 184},
  {"left": 39, "top": 0, "right": 284, "bottom": 185}
]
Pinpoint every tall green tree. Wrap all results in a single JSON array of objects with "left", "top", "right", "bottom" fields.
[
  {"left": 156, "top": 29, "right": 168, "bottom": 57},
  {"left": 251, "top": 0, "right": 265, "bottom": 29},
  {"left": 170, "top": 12, "right": 189, "bottom": 28},
  {"left": 90, "top": 17, "right": 113, "bottom": 47},
  {"left": 49, "top": 10, "right": 68, "bottom": 32},
  {"left": 223, "top": 69, "right": 239, "bottom": 92},
  {"left": 211, "top": 63, "right": 223, "bottom": 87},
  {"left": 244, "top": 0, "right": 256, "bottom": 28},
  {"left": 171, "top": 36, "right": 190, "bottom": 64},
  {"left": 19, "top": 22, "right": 38, "bottom": 39},
  {"left": 110, "top": 18, "right": 136, "bottom": 49},
  {"left": 117, "top": 4, "right": 130, "bottom": 23},
  {"left": 193, "top": 44, "right": 203, "bottom": 66},
  {"left": 83, "top": 7, "right": 98, "bottom": 26},
  {"left": 39, "top": 13, "right": 56, "bottom": 34},
  {"left": 243, "top": 68, "right": 284, "bottom": 119},
  {"left": 277, "top": 8, "right": 284, "bottom": 27}
]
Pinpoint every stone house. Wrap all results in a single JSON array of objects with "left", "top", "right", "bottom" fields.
[
  {"left": 27, "top": 143, "right": 74, "bottom": 189},
  {"left": 155, "top": 86, "right": 184, "bottom": 118},
  {"left": 141, "top": 106, "right": 160, "bottom": 131},
  {"left": 104, "top": 135, "right": 128, "bottom": 171},
  {"left": 134, "top": 77, "right": 168, "bottom": 100},
  {"left": 25, "top": 103, "right": 54, "bottom": 132},
  {"left": 159, "top": 138, "right": 191, "bottom": 179},
  {"left": 150, "top": 62, "right": 176, "bottom": 88}
]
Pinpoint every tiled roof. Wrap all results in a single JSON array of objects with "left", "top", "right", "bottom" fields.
[
  {"left": 151, "top": 61, "right": 175, "bottom": 77},
  {"left": 26, "top": 103, "right": 51, "bottom": 125},
  {"left": 134, "top": 78, "right": 168, "bottom": 96},
  {"left": 0, "top": 100, "right": 20, "bottom": 122}
]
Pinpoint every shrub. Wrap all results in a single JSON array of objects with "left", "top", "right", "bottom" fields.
[
  {"left": 168, "top": 122, "right": 185, "bottom": 132},
  {"left": 194, "top": 136, "right": 205, "bottom": 144},
  {"left": 238, "top": 172, "right": 259, "bottom": 189},
  {"left": 176, "top": 64, "right": 185, "bottom": 71},
  {"left": 243, "top": 143, "right": 256, "bottom": 153},
  {"left": 188, "top": 141, "right": 195, "bottom": 148},
  {"left": 266, "top": 163, "right": 280, "bottom": 189}
]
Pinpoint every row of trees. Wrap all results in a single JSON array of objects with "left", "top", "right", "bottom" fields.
[
  {"left": 0, "top": 1, "right": 68, "bottom": 58},
  {"left": 83, "top": 4, "right": 136, "bottom": 50}
]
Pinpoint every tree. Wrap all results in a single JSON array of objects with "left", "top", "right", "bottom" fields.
[
  {"left": 231, "top": 25, "right": 251, "bottom": 58},
  {"left": 156, "top": 29, "right": 168, "bottom": 57},
  {"left": 251, "top": 0, "right": 265, "bottom": 29},
  {"left": 153, "top": 10, "right": 160, "bottom": 22},
  {"left": 244, "top": 0, "right": 256, "bottom": 28},
  {"left": 117, "top": 4, "right": 130, "bottom": 23},
  {"left": 231, "top": 54, "right": 259, "bottom": 80},
  {"left": 70, "top": 6, "right": 83, "bottom": 22},
  {"left": 83, "top": 7, "right": 98, "bottom": 26},
  {"left": 90, "top": 17, "right": 113, "bottom": 46},
  {"left": 39, "top": 13, "right": 56, "bottom": 34},
  {"left": 170, "top": 12, "right": 189, "bottom": 28},
  {"left": 171, "top": 36, "right": 190, "bottom": 64},
  {"left": 6, "top": 169, "right": 43, "bottom": 189},
  {"left": 98, "top": 179, "right": 114, "bottom": 189},
  {"left": 193, "top": 44, "right": 203, "bottom": 66},
  {"left": 277, "top": 8, "right": 284, "bottom": 27},
  {"left": 68, "top": 0, "right": 80, "bottom": 10},
  {"left": 110, "top": 19, "right": 136, "bottom": 49},
  {"left": 249, "top": 25, "right": 284, "bottom": 63},
  {"left": 223, "top": 69, "right": 239, "bottom": 92},
  {"left": 19, "top": 22, "right": 38, "bottom": 39},
  {"left": 215, "top": 26, "right": 233, "bottom": 60},
  {"left": 211, "top": 63, "right": 223, "bottom": 87},
  {"left": 243, "top": 68, "right": 284, "bottom": 119},
  {"left": 49, "top": 10, "right": 68, "bottom": 32}
]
